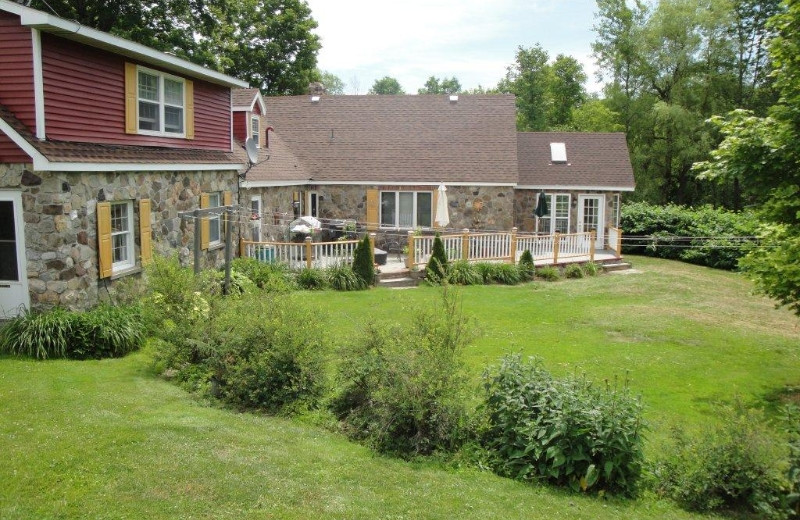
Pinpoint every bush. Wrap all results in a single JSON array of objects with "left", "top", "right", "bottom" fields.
[
  {"left": 518, "top": 250, "right": 535, "bottom": 281},
  {"left": 327, "top": 263, "right": 366, "bottom": 291},
  {"left": 651, "top": 404, "right": 788, "bottom": 517},
  {"left": 425, "top": 233, "right": 449, "bottom": 283},
  {"left": 537, "top": 265, "right": 560, "bottom": 281},
  {"left": 472, "top": 262, "right": 522, "bottom": 285},
  {"left": 582, "top": 262, "right": 601, "bottom": 277},
  {"left": 200, "top": 269, "right": 256, "bottom": 296},
  {"left": 481, "top": 355, "right": 646, "bottom": 497},
  {"left": 0, "top": 305, "right": 144, "bottom": 360},
  {"left": 231, "top": 257, "right": 296, "bottom": 293},
  {"left": 331, "top": 289, "right": 475, "bottom": 457},
  {"left": 564, "top": 263, "right": 584, "bottom": 279},
  {"left": 296, "top": 267, "right": 328, "bottom": 290},
  {"left": 352, "top": 234, "right": 375, "bottom": 287},
  {"left": 447, "top": 260, "right": 482, "bottom": 285},
  {"left": 621, "top": 202, "right": 760, "bottom": 270}
]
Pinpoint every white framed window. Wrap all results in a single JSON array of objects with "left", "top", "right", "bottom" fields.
[
  {"left": 208, "top": 192, "right": 221, "bottom": 245},
  {"left": 251, "top": 116, "right": 260, "bottom": 147},
  {"left": 137, "top": 66, "right": 185, "bottom": 137},
  {"left": 111, "top": 201, "right": 134, "bottom": 272},
  {"left": 307, "top": 191, "right": 320, "bottom": 218},
  {"left": 537, "top": 193, "right": 571, "bottom": 234},
  {"left": 380, "top": 191, "right": 432, "bottom": 228},
  {"left": 250, "top": 195, "right": 261, "bottom": 220}
]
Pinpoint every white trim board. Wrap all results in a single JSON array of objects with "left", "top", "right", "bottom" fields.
[
  {"left": 516, "top": 185, "right": 636, "bottom": 192},
  {"left": 31, "top": 28, "right": 46, "bottom": 140}
]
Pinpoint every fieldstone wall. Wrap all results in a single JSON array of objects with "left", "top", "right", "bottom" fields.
[{"left": 1, "top": 164, "right": 238, "bottom": 311}]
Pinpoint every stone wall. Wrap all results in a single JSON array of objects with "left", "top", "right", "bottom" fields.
[{"left": 1, "top": 164, "right": 239, "bottom": 311}]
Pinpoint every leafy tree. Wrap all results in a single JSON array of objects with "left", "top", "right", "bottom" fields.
[
  {"left": 369, "top": 76, "right": 405, "bottom": 95},
  {"left": 499, "top": 44, "right": 552, "bottom": 131},
  {"left": 693, "top": 1, "right": 800, "bottom": 315},
  {"left": 352, "top": 235, "right": 375, "bottom": 287},
  {"left": 418, "top": 76, "right": 462, "bottom": 94},
  {"left": 571, "top": 98, "right": 624, "bottom": 131},
  {"left": 318, "top": 70, "right": 346, "bottom": 95},
  {"left": 31, "top": 0, "right": 320, "bottom": 96},
  {"left": 549, "top": 54, "right": 587, "bottom": 128},
  {"left": 425, "top": 234, "right": 449, "bottom": 283}
]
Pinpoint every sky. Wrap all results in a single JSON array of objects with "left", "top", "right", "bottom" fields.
[{"left": 303, "top": 0, "right": 604, "bottom": 95}]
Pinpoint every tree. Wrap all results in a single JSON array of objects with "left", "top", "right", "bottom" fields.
[
  {"left": 318, "top": 70, "right": 346, "bottom": 95},
  {"left": 418, "top": 76, "right": 462, "bottom": 94},
  {"left": 352, "top": 235, "right": 375, "bottom": 287},
  {"left": 499, "top": 45, "right": 552, "bottom": 131},
  {"left": 425, "top": 234, "right": 449, "bottom": 283},
  {"left": 571, "top": 98, "right": 624, "bottom": 132},
  {"left": 369, "top": 76, "right": 405, "bottom": 95},
  {"left": 549, "top": 55, "right": 587, "bottom": 128},
  {"left": 693, "top": 2, "right": 800, "bottom": 315},
  {"left": 31, "top": 0, "right": 321, "bottom": 96}
]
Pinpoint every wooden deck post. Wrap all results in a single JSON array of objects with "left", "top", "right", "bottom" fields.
[
  {"left": 369, "top": 233, "right": 376, "bottom": 263},
  {"left": 616, "top": 228, "right": 623, "bottom": 257},
  {"left": 461, "top": 228, "right": 470, "bottom": 261},
  {"left": 406, "top": 230, "right": 414, "bottom": 269},
  {"left": 304, "top": 236, "right": 312, "bottom": 269},
  {"left": 553, "top": 233, "right": 561, "bottom": 264},
  {"left": 239, "top": 238, "right": 245, "bottom": 258},
  {"left": 590, "top": 231, "right": 596, "bottom": 262},
  {"left": 509, "top": 227, "right": 518, "bottom": 264}
]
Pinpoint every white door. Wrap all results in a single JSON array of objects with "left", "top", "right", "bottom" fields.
[
  {"left": 0, "top": 191, "right": 30, "bottom": 317},
  {"left": 578, "top": 195, "right": 604, "bottom": 249}
]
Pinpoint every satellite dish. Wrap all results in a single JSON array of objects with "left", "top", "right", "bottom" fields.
[{"left": 245, "top": 138, "right": 259, "bottom": 165}]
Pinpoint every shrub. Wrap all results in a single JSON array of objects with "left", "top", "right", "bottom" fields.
[
  {"left": 582, "top": 262, "right": 601, "bottom": 277},
  {"left": 620, "top": 202, "right": 760, "bottom": 270},
  {"left": 492, "top": 263, "right": 522, "bottom": 285},
  {"left": 0, "top": 305, "right": 144, "bottom": 360},
  {"left": 564, "top": 263, "right": 584, "bottom": 279},
  {"left": 352, "top": 234, "right": 375, "bottom": 287},
  {"left": 200, "top": 269, "right": 256, "bottom": 296},
  {"left": 518, "top": 250, "right": 535, "bottom": 281},
  {"left": 651, "top": 404, "right": 788, "bottom": 517},
  {"left": 474, "top": 262, "right": 495, "bottom": 284},
  {"left": 231, "top": 257, "right": 296, "bottom": 293},
  {"left": 481, "top": 355, "right": 646, "bottom": 497},
  {"left": 296, "top": 267, "right": 328, "bottom": 290},
  {"left": 69, "top": 304, "right": 144, "bottom": 359},
  {"left": 447, "top": 260, "right": 482, "bottom": 285},
  {"left": 425, "top": 233, "right": 449, "bottom": 283},
  {"left": 537, "top": 265, "right": 560, "bottom": 281},
  {"left": 0, "top": 307, "right": 72, "bottom": 359},
  {"left": 331, "top": 289, "right": 475, "bottom": 457},
  {"left": 327, "top": 263, "right": 366, "bottom": 291}
]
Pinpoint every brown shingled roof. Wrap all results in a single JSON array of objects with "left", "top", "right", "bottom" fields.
[
  {"left": 517, "top": 132, "right": 635, "bottom": 190},
  {"left": 1, "top": 103, "right": 239, "bottom": 166},
  {"left": 232, "top": 88, "right": 261, "bottom": 109},
  {"left": 263, "top": 94, "right": 519, "bottom": 185},
  {"left": 233, "top": 130, "right": 311, "bottom": 184}
]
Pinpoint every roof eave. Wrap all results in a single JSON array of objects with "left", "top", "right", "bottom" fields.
[{"left": 2, "top": 0, "right": 248, "bottom": 88}]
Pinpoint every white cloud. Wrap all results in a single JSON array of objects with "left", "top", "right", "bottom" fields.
[{"left": 305, "top": 0, "right": 603, "bottom": 94}]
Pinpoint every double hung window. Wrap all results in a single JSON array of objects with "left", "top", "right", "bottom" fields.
[
  {"left": 208, "top": 192, "right": 221, "bottom": 245},
  {"left": 111, "top": 201, "right": 134, "bottom": 271},
  {"left": 251, "top": 116, "right": 260, "bottom": 147},
  {"left": 138, "top": 67, "right": 185, "bottom": 136},
  {"left": 537, "top": 194, "right": 571, "bottom": 234}
]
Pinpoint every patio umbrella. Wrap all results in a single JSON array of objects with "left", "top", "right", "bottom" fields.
[{"left": 434, "top": 183, "right": 450, "bottom": 228}]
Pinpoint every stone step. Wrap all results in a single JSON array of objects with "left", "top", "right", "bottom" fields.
[
  {"left": 601, "top": 262, "right": 632, "bottom": 272},
  {"left": 378, "top": 276, "right": 419, "bottom": 289}
]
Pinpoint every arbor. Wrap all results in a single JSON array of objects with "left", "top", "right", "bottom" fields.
[
  {"left": 31, "top": 0, "right": 321, "bottom": 96},
  {"left": 694, "top": 2, "right": 800, "bottom": 315},
  {"left": 369, "top": 76, "right": 405, "bottom": 95},
  {"left": 418, "top": 76, "right": 462, "bottom": 95}
]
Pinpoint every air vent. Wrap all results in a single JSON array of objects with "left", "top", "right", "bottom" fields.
[{"left": 550, "top": 142, "right": 567, "bottom": 163}]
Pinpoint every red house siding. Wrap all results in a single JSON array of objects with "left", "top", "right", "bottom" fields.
[
  {"left": 41, "top": 34, "right": 231, "bottom": 150},
  {"left": 0, "top": 12, "right": 36, "bottom": 134},
  {"left": 0, "top": 132, "right": 31, "bottom": 164},
  {"left": 233, "top": 111, "right": 247, "bottom": 142}
]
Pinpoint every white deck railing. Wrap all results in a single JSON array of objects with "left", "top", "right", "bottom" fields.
[{"left": 240, "top": 238, "right": 360, "bottom": 269}]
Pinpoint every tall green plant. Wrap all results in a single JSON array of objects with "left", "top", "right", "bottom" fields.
[
  {"left": 518, "top": 249, "right": 535, "bottom": 281},
  {"left": 352, "top": 235, "right": 375, "bottom": 287},
  {"left": 425, "top": 233, "right": 449, "bottom": 283}
]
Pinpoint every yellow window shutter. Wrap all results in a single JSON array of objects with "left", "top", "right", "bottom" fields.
[
  {"left": 124, "top": 63, "right": 138, "bottom": 135},
  {"left": 185, "top": 79, "right": 195, "bottom": 140},
  {"left": 366, "top": 189, "right": 379, "bottom": 231},
  {"left": 200, "top": 193, "right": 210, "bottom": 250},
  {"left": 97, "top": 201, "right": 113, "bottom": 278},
  {"left": 139, "top": 199, "right": 153, "bottom": 266}
]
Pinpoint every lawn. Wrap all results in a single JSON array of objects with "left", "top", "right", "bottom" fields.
[{"left": 1, "top": 256, "right": 797, "bottom": 519}]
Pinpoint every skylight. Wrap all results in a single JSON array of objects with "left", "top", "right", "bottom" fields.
[{"left": 550, "top": 142, "right": 567, "bottom": 163}]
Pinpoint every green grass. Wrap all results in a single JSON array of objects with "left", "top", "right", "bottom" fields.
[{"left": 1, "top": 256, "right": 797, "bottom": 518}]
